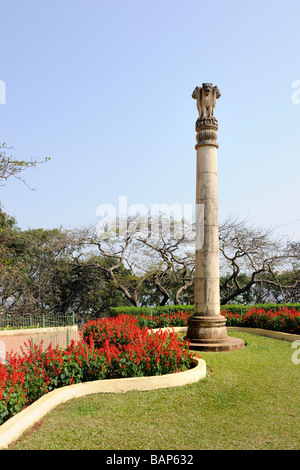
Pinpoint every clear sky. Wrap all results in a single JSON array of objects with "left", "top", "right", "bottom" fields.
[{"left": 0, "top": 0, "right": 299, "bottom": 241}]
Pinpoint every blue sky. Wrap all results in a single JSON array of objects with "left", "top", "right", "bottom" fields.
[{"left": 0, "top": 0, "right": 299, "bottom": 241}]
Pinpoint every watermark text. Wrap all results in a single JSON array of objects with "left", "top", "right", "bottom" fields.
[
  {"left": 0, "top": 340, "right": 6, "bottom": 364},
  {"left": 0, "top": 80, "right": 6, "bottom": 104},
  {"left": 291, "top": 80, "right": 300, "bottom": 104},
  {"left": 96, "top": 196, "right": 205, "bottom": 249},
  {"left": 292, "top": 340, "right": 300, "bottom": 365}
]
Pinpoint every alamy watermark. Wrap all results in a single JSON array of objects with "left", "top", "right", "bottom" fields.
[
  {"left": 96, "top": 196, "right": 205, "bottom": 249},
  {"left": 291, "top": 340, "right": 300, "bottom": 365},
  {"left": 0, "top": 340, "right": 6, "bottom": 364},
  {"left": 291, "top": 80, "right": 300, "bottom": 104},
  {"left": 0, "top": 80, "right": 6, "bottom": 104}
]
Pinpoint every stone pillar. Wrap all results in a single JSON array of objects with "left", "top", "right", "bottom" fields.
[{"left": 185, "top": 83, "right": 245, "bottom": 352}]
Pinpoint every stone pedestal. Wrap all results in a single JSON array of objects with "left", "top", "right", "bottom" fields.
[{"left": 185, "top": 84, "right": 245, "bottom": 352}]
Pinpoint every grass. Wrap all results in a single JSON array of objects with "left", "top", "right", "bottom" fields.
[{"left": 7, "top": 332, "right": 300, "bottom": 450}]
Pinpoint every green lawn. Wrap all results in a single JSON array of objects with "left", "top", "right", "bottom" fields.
[{"left": 8, "top": 332, "right": 300, "bottom": 450}]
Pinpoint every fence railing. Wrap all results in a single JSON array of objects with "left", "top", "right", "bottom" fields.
[{"left": 0, "top": 312, "right": 76, "bottom": 330}]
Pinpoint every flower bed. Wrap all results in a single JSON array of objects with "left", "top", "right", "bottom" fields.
[
  {"left": 125, "top": 306, "right": 300, "bottom": 334},
  {"left": 106, "top": 310, "right": 191, "bottom": 330},
  {"left": 1, "top": 307, "right": 299, "bottom": 427},
  {"left": 222, "top": 306, "right": 300, "bottom": 334},
  {"left": 0, "top": 315, "right": 193, "bottom": 426}
]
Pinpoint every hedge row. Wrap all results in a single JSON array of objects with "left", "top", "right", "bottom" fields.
[
  {"left": 109, "top": 305, "right": 194, "bottom": 317},
  {"left": 109, "top": 303, "right": 300, "bottom": 317},
  {"left": 109, "top": 306, "right": 300, "bottom": 334}
]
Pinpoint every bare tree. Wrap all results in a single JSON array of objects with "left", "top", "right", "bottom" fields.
[
  {"left": 135, "top": 233, "right": 194, "bottom": 305},
  {"left": 219, "top": 216, "right": 300, "bottom": 304},
  {"left": 0, "top": 143, "right": 50, "bottom": 189},
  {"left": 69, "top": 214, "right": 299, "bottom": 307},
  {"left": 70, "top": 214, "right": 196, "bottom": 306},
  {"left": 70, "top": 222, "right": 147, "bottom": 306}
]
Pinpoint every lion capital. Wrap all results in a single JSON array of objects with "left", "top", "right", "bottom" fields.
[{"left": 192, "top": 83, "right": 221, "bottom": 119}]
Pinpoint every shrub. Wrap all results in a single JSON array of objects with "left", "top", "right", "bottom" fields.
[
  {"left": 221, "top": 307, "right": 300, "bottom": 334},
  {"left": 82, "top": 314, "right": 143, "bottom": 349},
  {"left": 109, "top": 305, "right": 194, "bottom": 317},
  {"left": 82, "top": 314, "right": 193, "bottom": 378},
  {"left": 242, "top": 307, "right": 300, "bottom": 333},
  {"left": 112, "top": 329, "right": 193, "bottom": 378},
  {"left": 0, "top": 362, "right": 26, "bottom": 425},
  {"left": 135, "top": 311, "right": 190, "bottom": 329},
  {"left": 109, "top": 304, "right": 300, "bottom": 318},
  {"left": 108, "top": 306, "right": 300, "bottom": 334},
  {"left": 220, "top": 303, "right": 300, "bottom": 316},
  {"left": 2, "top": 339, "right": 109, "bottom": 411}
]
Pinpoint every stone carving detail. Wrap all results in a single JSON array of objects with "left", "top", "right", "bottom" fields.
[
  {"left": 192, "top": 83, "right": 221, "bottom": 148},
  {"left": 195, "top": 127, "right": 218, "bottom": 148},
  {"left": 192, "top": 83, "right": 221, "bottom": 119}
]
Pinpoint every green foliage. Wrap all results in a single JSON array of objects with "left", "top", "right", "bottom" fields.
[
  {"left": 220, "top": 273, "right": 256, "bottom": 304},
  {"left": 220, "top": 303, "right": 300, "bottom": 315},
  {"left": 0, "top": 207, "right": 130, "bottom": 316},
  {"left": 0, "top": 383, "right": 25, "bottom": 425},
  {"left": 109, "top": 305, "right": 194, "bottom": 317},
  {"left": 109, "top": 303, "right": 300, "bottom": 317},
  {"left": 109, "top": 304, "right": 300, "bottom": 334},
  {"left": 222, "top": 306, "right": 300, "bottom": 333}
]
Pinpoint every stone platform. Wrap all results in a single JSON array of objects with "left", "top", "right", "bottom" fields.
[{"left": 186, "top": 335, "right": 245, "bottom": 352}]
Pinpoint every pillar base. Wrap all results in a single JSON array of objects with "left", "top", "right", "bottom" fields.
[
  {"left": 186, "top": 336, "right": 245, "bottom": 352},
  {"left": 185, "top": 315, "right": 245, "bottom": 352}
]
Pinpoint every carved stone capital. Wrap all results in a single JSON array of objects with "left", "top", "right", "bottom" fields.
[
  {"left": 196, "top": 116, "right": 218, "bottom": 132},
  {"left": 195, "top": 116, "right": 219, "bottom": 149},
  {"left": 192, "top": 83, "right": 220, "bottom": 149}
]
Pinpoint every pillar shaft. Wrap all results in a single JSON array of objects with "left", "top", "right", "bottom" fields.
[
  {"left": 195, "top": 144, "right": 220, "bottom": 317},
  {"left": 185, "top": 83, "right": 245, "bottom": 351}
]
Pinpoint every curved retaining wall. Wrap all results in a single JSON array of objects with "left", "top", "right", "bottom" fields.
[{"left": 0, "top": 356, "right": 206, "bottom": 449}]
